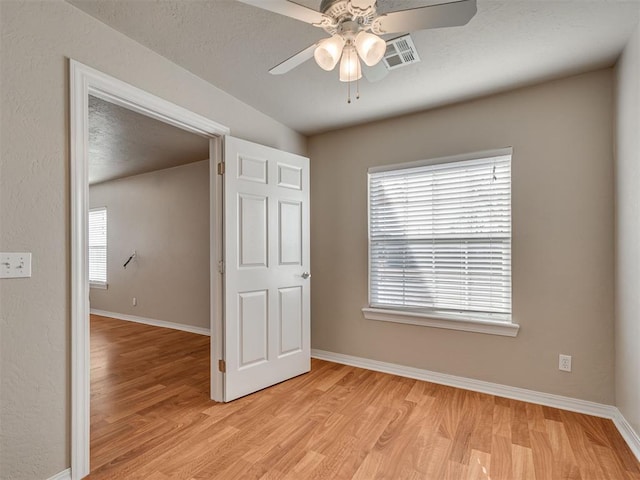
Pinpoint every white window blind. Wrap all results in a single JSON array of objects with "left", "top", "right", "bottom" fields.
[
  {"left": 368, "top": 152, "right": 512, "bottom": 322},
  {"left": 89, "top": 207, "right": 107, "bottom": 285}
]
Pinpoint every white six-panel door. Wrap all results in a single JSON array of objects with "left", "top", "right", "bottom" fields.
[{"left": 223, "top": 136, "right": 310, "bottom": 401}]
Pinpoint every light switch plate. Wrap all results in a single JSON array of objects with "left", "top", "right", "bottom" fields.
[{"left": 0, "top": 252, "right": 32, "bottom": 278}]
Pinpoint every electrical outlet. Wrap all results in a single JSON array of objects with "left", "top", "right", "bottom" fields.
[
  {"left": 559, "top": 354, "right": 572, "bottom": 372},
  {"left": 132, "top": 297, "right": 137, "bottom": 307}
]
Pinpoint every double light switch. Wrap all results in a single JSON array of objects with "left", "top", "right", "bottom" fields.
[{"left": 0, "top": 252, "right": 32, "bottom": 278}]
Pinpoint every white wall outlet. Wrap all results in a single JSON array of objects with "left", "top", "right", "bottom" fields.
[
  {"left": 0, "top": 252, "right": 32, "bottom": 278},
  {"left": 559, "top": 354, "right": 572, "bottom": 372},
  {"left": 132, "top": 297, "right": 137, "bottom": 307}
]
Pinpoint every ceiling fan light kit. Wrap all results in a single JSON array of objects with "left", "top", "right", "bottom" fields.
[
  {"left": 238, "top": 0, "right": 477, "bottom": 102},
  {"left": 311, "top": 16, "right": 385, "bottom": 74}
]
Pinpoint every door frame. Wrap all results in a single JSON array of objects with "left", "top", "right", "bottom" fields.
[{"left": 70, "top": 60, "right": 229, "bottom": 480}]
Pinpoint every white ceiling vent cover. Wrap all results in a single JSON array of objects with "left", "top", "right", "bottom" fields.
[{"left": 383, "top": 34, "right": 421, "bottom": 70}]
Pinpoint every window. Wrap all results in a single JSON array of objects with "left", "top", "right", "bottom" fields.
[
  {"left": 89, "top": 207, "right": 107, "bottom": 288},
  {"left": 364, "top": 148, "right": 518, "bottom": 336}
]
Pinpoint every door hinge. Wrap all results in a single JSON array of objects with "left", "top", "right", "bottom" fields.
[
  {"left": 217, "top": 260, "right": 225, "bottom": 274},
  {"left": 218, "top": 359, "right": 226, "bottom": 373},
  {"left": 217, "top": 162, "right": 225, "bottom": 175}
]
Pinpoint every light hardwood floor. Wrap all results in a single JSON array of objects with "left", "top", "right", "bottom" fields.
[{"left": 88, "top": 314, "right": 640, "bottom": 479}]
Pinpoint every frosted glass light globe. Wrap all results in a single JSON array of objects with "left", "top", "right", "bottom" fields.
[
  {"left": 314, "top": 34, "right": 346, "bottom": 71},
  {"left": 355, "top": 31, "right": 386, "bottom": 67},
  {"left": 339, "top": 46, "right": 362, "bottom": 82}
]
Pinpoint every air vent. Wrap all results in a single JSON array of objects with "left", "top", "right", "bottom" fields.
[{"left": 382, "top": 34, "right": 421, "bottom": 70}]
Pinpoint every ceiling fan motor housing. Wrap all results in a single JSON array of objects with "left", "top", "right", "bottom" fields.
[{"left": 319, "top": 0, "right": 377, "bottom": 35}]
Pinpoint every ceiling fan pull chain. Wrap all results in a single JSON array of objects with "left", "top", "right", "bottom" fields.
[{"left": 347, "top": 46, "right": 352, "bottom": 103}]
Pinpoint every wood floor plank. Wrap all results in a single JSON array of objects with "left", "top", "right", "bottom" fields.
[
  {"left": 467, "top": 449, "right": 492, "bottom": 480},
  {"left": 526, "top": 403, "right": 549, "bottom": 435},
  {"left": 88, "top": 315, "right": 640, "bottom": 479},
  {"left": 468, "top": 392, "right": 495, "bottom": 455},
  {"left": 450, "top": 391, "right": 486, "bottom": 465},
  {"left": 545, "top": 419, "right": 582, "bottom": 479},
  {"left": 282, "top": 450, "right": 326, "bottom": 479},
  {"left": 530, "top": 429, "right": 555, "bottom": 480},
  {"left": 512, "top": 444, "right": 536, "bottom": 480},
  {"left": 423, "top": 433, "right": 454, "bottom": 479},
  {"left": 492, "top": 401, "right": 512, "bottom": 440},
  {"left": 511, "top": 400, "right": 532, "bottom": 448},
  {"left": 490, "top": 434, "right": 513, "bottom": 480},
  {"left": 560, "top": 410, "right": 608, "bottom": 480},
  {"left": 599, "top": 414, "right": 640, "bottom": 476},
  {"left": 351, "top": 449, "right": 384, "bottom": 480}
]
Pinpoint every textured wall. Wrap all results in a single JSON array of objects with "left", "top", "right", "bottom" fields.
[
  {"left": 90, "top": 160, "right": 210, "bottom": 330},
  {"left": 309, "top": 70, "right": 615, "bottom": 404},
  {"left": 0, "top": 1, "right": 306, "bottom": 478},
  {"left": 615, "top": 23, "right": 640, "bottom": 438}
]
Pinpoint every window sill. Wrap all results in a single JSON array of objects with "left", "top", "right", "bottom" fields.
[
  {"left": 90, "top": 282, "right": 108, "bottom": 290},
  {"left": 361, "top": 307, "right": 519, "bottom": 337}
]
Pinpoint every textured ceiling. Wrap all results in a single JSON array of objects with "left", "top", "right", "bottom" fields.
[
  {"left": 88, "top": 95, "right": 209, "bottom": 185},
  {"left": 71, "top": 0, "right": 640, "bottom": 135}
]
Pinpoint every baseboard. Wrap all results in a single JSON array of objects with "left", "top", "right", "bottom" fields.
[
  {"left": 613, "top": 409, "right": 640, "bottom": 460},
  {"left": 47, "top": 468, "right": 71, "bottom": 480},
  {"left": 311, "top": 349, "right": 640, "bottom": 461},
  {"left": 90, "top": 309, "right": 210, "bottom": 336}
]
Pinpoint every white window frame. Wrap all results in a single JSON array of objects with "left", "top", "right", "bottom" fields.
[
  {"left": 362, "top": 148, "right": 519, "bottom": 337},
  {"left": 89, "top": 206, "right": 108, "bottom": 289}
]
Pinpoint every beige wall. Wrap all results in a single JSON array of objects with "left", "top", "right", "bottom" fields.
[
  {"left": 0, "top": 1, "right": 306, "bottom": 478},
  {"left": 90, "top": 160, "right": 210, "bottom": 330},
  {"left": 309, "top": 69, "right": 615, "bottom": 404},
  {"left": 615, "top": 23, "right": 640, "bottom": 437}
]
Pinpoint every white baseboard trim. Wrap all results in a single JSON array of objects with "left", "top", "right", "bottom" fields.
[
  {"left": 47, "top": 468, "right": 71, "bottom": 480},
  {"left": 311, "top": 349, "right": 640, "bottom": 461},
  {"left": 311, "top": 349, "right": 614, "bottom": 417},
  {"left": 90, "top": 309, "right": 210, "bottom": 336},
  {"left": 612, "top": 409, "right": 640, "bottom": 461}
]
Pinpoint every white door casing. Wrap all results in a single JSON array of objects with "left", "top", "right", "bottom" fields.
[
  {"left": 70, "top": 60, "right": 229, "bottom": 480},
  {"left": 223, "top": 136, "right": 310, "bottom": 401}
]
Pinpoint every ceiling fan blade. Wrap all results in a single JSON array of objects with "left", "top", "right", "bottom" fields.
[
  {"left": 236, "top": 0, "right": 327, "bottom": 25},
  {"left": 269, "top": 43, "right": 317, "bottom": 75},
  {"left": 362, "top": 61, "right": 389, "bottom": 83},
  {"left": 372, "top": 0, "right": 477, "bottom": 35}
]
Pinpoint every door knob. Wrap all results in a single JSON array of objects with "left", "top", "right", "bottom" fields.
[{"left": 301, "top": 272, "right": 311, "bottom": 279}]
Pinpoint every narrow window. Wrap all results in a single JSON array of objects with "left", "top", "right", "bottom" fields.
[
  {"left": 89, "top": 207, "right": 107, "bottom": 288},
  {"left": 367, "top": 150, "right": 512, "bottom": 324}
]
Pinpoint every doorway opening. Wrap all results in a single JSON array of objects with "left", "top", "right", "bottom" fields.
[
  {"left": 87, "top": 93, "right": 213, "bottom": 473},
  {"left": 71, "top": 60, "right": 229, "bottom": 479}
]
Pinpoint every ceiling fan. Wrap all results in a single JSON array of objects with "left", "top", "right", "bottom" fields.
[{"left": 237, "top": 0, "right": 477, "bottom": 100}]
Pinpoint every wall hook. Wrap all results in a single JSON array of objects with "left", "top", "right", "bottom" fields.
[{"left": 123, "top": 251, "right": 136, "bottom": 269}]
